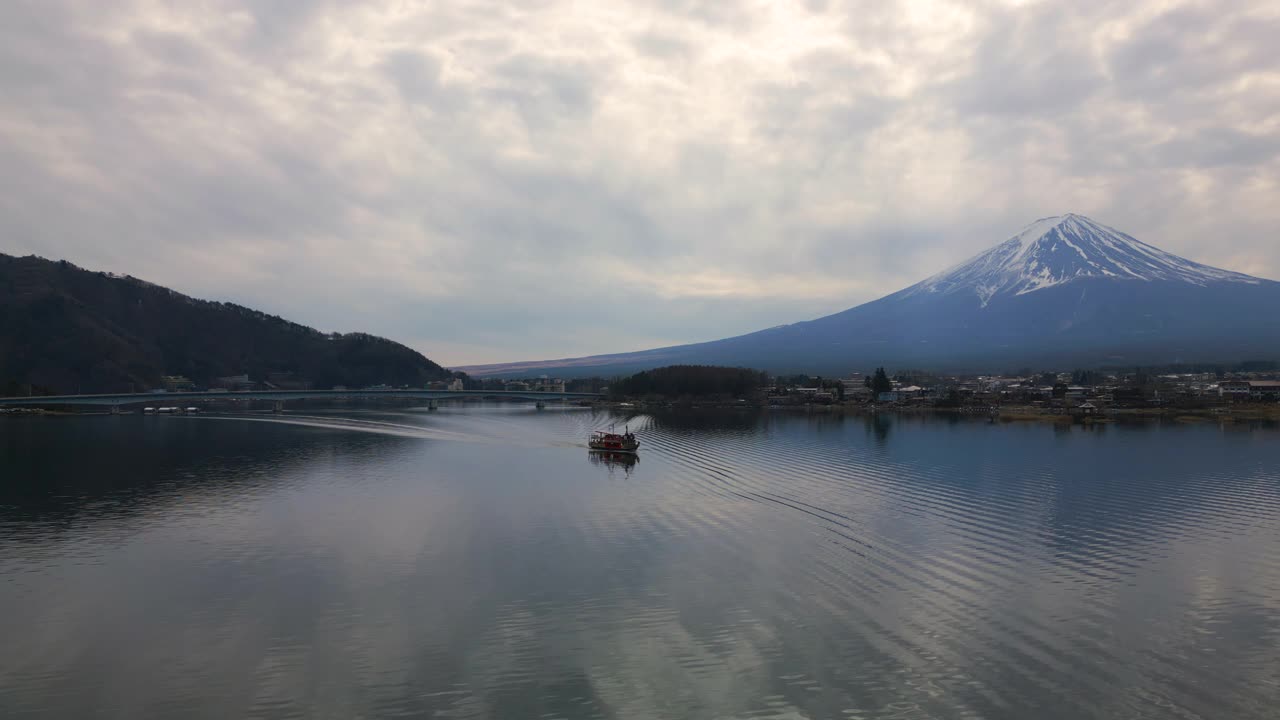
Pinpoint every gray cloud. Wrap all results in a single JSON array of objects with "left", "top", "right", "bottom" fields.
[
  {"left": 1, "top": 0, "right": 1278, "bottom": 366},
  {"left": 1154, "top": 128, "right": 1280, "bottom": 168},
  {"left": 383, "top": 50, "right": 449, "bottom": 105},
  {"left": 948, "top": 5, "right": 1105, "bottom": 117},
  {"left": 1108, "top": 7, "right": 1280, "bottom": 101},
  {"left": 631, "top": 31, "right": 694, "bottom": 61}
]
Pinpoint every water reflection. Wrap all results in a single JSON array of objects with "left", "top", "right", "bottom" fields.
[
  {"left": 641, "top": 407, "right": 765, "bottom": 432},
  {"left": 587, "top": 450, "right": 639, "bottom": 476},
  {"left": 1, "top": 410, "right": 1278, "bottom": 719},
  {"left": 865, "top": 412, "right": 892, "bottom": 443},
  {"left": 0, "top": 416, "right": 419, "bottom": 531}
]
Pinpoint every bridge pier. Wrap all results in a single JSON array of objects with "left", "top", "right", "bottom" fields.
[
  {"left": 535, "top": 401, "right": 545, "bottom": 410},
  {"left": 428, "top": 399, "right": 438, "bottom": 411},
  {"left": 272, "top": 401, "right": 284, "bottom": 414}
]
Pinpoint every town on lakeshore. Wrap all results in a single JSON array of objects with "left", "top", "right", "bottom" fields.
[
  {"left": 587, "top": 363, "right": 1280, "bottom": 422},
  {"left": 6, "top": 362, "right": 1280, "bottom": 423}
]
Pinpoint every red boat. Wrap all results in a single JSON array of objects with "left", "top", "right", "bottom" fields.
[{"left": 588, "top": 426, "right": 639, "bottom": 453}]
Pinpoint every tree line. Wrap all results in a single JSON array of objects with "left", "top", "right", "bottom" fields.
[{"left": 609, "top": 365, "right": 769, "bottom": 399}]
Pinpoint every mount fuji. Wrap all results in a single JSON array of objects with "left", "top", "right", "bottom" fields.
[{"left": 463, "top": 214, "right": 1280, "bottom": 376}]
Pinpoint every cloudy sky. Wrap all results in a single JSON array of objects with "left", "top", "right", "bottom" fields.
[{"left": 2, "top": 0, "right": 1277, "bottom": 366}]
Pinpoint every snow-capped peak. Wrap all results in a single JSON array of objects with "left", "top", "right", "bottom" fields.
[{"left": 908, "top": 214, "right": 1260, "bottom": 306}]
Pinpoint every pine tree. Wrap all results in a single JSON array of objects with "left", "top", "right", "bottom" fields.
[{"left": 871, "top": 367, "right": 893, "bottom": 396}]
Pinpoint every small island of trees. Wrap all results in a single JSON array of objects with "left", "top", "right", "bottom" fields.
[{"left": 609, "top": 365, "right": 769, "bottom": 400}]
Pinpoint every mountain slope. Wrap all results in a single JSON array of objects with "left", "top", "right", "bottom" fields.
[
  {"left": 0, "top": 254, "right": 451, "bottom": 394},
  {"left": 462, "top": 214, "right": 1280, "bottom": 376}
]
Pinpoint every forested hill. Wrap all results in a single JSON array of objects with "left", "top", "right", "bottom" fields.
[
  {"left": 609, "top": 365, "right": 769, "bottom": 399},
  {"left": 0, "top": 253, "right": 452, "bottom": 394}
]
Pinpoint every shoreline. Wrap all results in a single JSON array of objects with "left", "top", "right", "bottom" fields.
[
  {"left": 8, "top": 401, "right": 1279, "bottom": 426},
  {"left": 592, "top": 400, "right": 1280, "bottom": 424}
]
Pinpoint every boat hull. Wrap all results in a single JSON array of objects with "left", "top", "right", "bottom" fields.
[{"left": 587, "top": 442, "right": 639, "bottom": 453}]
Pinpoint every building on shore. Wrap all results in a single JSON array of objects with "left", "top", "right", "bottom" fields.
[
  {"left": 529, "top": 377, "right": 566, "bottom": 393},
  {"left": 845, "top": 385, "right": 873, "bottom": 401},
  {"left": 1252, "top": 381, "right": 1280, "bottom": 400},
  {"left": 214, "top": 374, "right": 256, "bottom": 391},
  {"left": 265, "top": 372, "right": 312, "bottom": 391},
  {"left": 840, "top": 376, "right": 865, "bottom": 394},
  {"left": 1221, "top": 380, "right": 1280, "bottom": 401},
  {"left": 160, "top": 375, "right": 195, "bottom": 392},
  {"left": 897, "top": 385, "right": 924, "bottom": 400}
]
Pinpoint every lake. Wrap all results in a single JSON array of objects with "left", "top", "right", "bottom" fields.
[{"left": 2, "top": 407, "right": 1278, "bottom": 719}]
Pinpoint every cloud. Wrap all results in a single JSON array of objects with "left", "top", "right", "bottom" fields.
[{"left": 1, "top": 0, "right": 1277, "bottom": 365}]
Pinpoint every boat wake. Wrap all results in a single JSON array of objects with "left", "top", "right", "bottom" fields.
[{"left": 186, "top": 412, "right": 588, "bottom": 450}]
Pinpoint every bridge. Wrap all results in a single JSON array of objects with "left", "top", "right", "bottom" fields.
[{"left": 0, "top": 389, "right": 602, "bottom": 412}]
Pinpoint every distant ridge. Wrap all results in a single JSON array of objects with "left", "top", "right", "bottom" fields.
[
  {"left": 0, "top": 253, "right": 452, "bottom": 394},
  {"left": 462, "top": 214, "right": 1280, "bottom": 376}
]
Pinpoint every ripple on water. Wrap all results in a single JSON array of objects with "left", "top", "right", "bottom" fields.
[{"left": 1, "top": 409, "right": 1278, "bottom": 719}]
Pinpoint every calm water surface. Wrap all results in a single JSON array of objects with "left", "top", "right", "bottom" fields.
[{"left": 2, "top": 407, "right": 1279, "bottom": 719}]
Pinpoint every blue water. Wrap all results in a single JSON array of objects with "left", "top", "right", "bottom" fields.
[{"left": 2, "top": 407, "right": 1278, "bottom": 718}]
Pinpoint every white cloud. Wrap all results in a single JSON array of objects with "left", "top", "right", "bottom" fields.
[{"left": 1, "top": 0, "right": 1277, "bottom": 365}]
